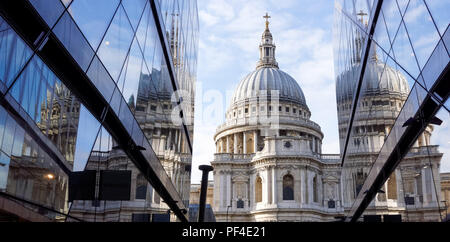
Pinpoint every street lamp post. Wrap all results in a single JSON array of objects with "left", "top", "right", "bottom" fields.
[
  {"left": 197, "top": 165, "right": 213, "bottom": 222},
  {"left": 226, "top": 203, "right": 232, "bottom": 222}
]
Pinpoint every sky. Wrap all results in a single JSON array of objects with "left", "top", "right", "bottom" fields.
[{"left": 189, "top": 0, "right": 450, "bottom": 184}]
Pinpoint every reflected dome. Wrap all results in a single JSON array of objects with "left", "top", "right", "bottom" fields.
[{"left": 336, "top": 59, "right": 410, "bottom": 102}]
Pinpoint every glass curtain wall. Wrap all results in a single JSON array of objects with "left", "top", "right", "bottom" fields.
[
  {"left": 334, "top": 0, "right": 449, "bottom": 221},
  {"left": 0, "top": 0, "right": 198, "bottom": 222}
]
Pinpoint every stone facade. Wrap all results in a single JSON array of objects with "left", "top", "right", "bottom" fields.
[
  {"left": 211, "top": 16, "right": 443, "bottom": 222},
  {"left": 441, "top": 172, "right": 450, "bottom": 221}
]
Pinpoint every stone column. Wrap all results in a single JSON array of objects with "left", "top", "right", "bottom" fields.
[
  {"left": 254, "top": 130, "right": 258, "bottom": 153},
  {"left": 227, "top": 171, "right": 232, "bottom": 207},
  {"left": 272, "top": 167, "right": 277, "bottom": 204},
  {"left": 226, "top": 135, "right": 230, "bottom": 153},
  {"left": 174, "top": 130, "right": 178, "bottom": 152},
  {"left": 430, "top": 167, "right": 437, "bottom": 203},
  {"left": 167, "top": 129, "right": 172, "bottom": 150},
  {"left": 396, "top": 169, "right": 404, "bottom": 205},
  {"left": 220, "top": 172, "right": 225, "bottom": 208},
  {"left": 234, "top": 133, "right": 238, "bottom": 154},
  {"left": 308, "top": 171, "right": 313, "bottom": 204},
  {"left": 267, "top": 168, "right": 272, "bottom": 204},
  {"left": 177, "top": 130, "right": 182, "bottom": 152},
  {"left": 250, "top": 173, "right": 255, "bottom": 209},
  {"left": 300, "top": 168, "right": 305, "bottom": 204},
  {"left": 422, "top": 168, "right": 428, "bottom": 205},
  {"left": 243, "top": 132, "right": 247, "bottom": 154},
  {"left": 159, "top": 136, "right": 166, "bottom": 154},
  {"left": 318, "top": 174, "right": 323, "bottom": 205}
]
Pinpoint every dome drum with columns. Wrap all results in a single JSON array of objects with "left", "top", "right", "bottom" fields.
[{"left": 210, "top": 13, "right": 443, "bottom": 222}]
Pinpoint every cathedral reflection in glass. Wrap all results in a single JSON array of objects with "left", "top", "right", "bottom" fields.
[
  {"left": 0, "top": 0, "right": 198, "bottom": 222},
  {"left": 334, "top": 0, "right": 449, "bottom": 221}
]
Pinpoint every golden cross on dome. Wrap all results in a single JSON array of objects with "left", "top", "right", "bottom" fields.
[
  {"left": 357, "top": 10, "right": 367, "bottom": 24},
  {"left": 263, "top": 12, "right": 271, "bottom": 29}
]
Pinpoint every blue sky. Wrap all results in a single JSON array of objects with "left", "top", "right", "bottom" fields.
[
  {"left": 190, "top": 0, "right": 450, "bottom": 184},
  {"left": 191, "top": 0, "right": 339, "bottom": 183}
]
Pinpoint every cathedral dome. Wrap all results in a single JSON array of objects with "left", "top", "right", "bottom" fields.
[
  {"left": 231, "top": 67, "right": 307, "bottom": 107},
  {"left": 230, "top": 13, "right": 307, "bottom": 109},
  {"left": 336, "top": 57, "right": 410, "bottom": 102}
]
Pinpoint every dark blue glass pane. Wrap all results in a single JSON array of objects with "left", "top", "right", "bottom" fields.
[
  {"left": 0, "top": 16, "right": 33, "bottom": 88},
  {"left": 86, "top": 56, "right": 115, "bottom": 102},
  {"left": 0, "top": 151, "right": 10, "bottom": 190},
  {"left": 53, "top": 12, "right": 95, "bottom": 71},
  {"left": 29, "top": 0, "right": 65, "bottom": 27},
  {"left": 73, "top": 105, "right": 101, "bottom": 172},
  {"left": 1, "top": 115, "right": 16, "bottom": 156}
]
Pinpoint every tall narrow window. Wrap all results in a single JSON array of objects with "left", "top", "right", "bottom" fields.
[
  {"left": 255, "top": 176, "right": 262, "bottom": 203},
  {"left": 354, "top": 170, "right": 367, "bottom": 197},
  {"left": 246, "top": 138, "right": 254, "bottom": 154},
  {"left": 135, "top": 174, "right": 147, "bottom": 200},
  {"left": 265, "top": 47, "right": 269, "bottom": 56},
  {"left": 237, "top": 199, "right": 244, "bottom": 208},
  {"left": 387, "top": 172, "right": 397, "bottom": 200},
  {"left": 313, "top": 175, "right": 318, "bottom": 203},
  {"left": 283, "top": 174, "right": 294, "bottom": 200}
]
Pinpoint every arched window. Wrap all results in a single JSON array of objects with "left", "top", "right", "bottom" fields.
[
  {"left": 135, "top": 174, "right": 147, "bottom": 200},
  {"left": 354, "top": 170, "right": 367, "bottom": 197},
  {"left": 387, "top": 172, "right": 397, "bottom": 200},
  {"left": 283, "top": 174, "right": 294, "bottom": 200},
  {"left": 313, "top": 176, "right": 318, "bottom": 203},
  {"left": 255, "top": 176, "right": 262, "bottom": 203},
  {"left": 246, "top": 138, "right": 254, "bottom": 154}
]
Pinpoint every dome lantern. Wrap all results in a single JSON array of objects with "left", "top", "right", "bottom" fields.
[{"left": 257, "top": 13, "right": 279, "bottom": 69}]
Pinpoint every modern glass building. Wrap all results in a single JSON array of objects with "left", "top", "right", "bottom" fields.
[
  {"left": 334, "top": 0, "right": 449, "bottom": 221},
  {"left": 0, "top": 0, "right": 198, "bottom": 222}
]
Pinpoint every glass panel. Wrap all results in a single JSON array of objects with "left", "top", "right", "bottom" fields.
[
  {"left": 86, "top": 56, "right": 115, "bottom": 102},
  {"left": 424, "top": 0, "right": 450, "bottom": 37},
  {"left": 374, "top": 0, "right": 402, "bottom": 52},
  {"left": 121, "top": 0, "right": 147, "bottom": 31},
  {"left": 118, "top": 38, "right": 144, "bottom": 113},
  {"left": 421, "top": 40, "right": 449, "bottom": 93},
  {"left": 0, "top": 16, "right": 33, "bottom": 88},
  {"left": 29, "top": 0, "right": 65, "bottom": 27},
  {"left": 9, "top": 55, "right": 83, "bottom": 168},
  {"left": 1, "top": 115, "right": 16, "bottom": 156},
  {"left": 53, "top": 12, "right": 95, "bottom": 71},
  {"left": 402, "top": 0, "right": 441, "bottom": 70},
  {"left": 97, "top": 5, "right": 135, "bottom": 82},
  {"left": 390, "top": 21, "right": 421, "bottom": 79},
  {"left": 0, "top": 107, "right": 7, "bottom": 147},
  {"left": 0, "top": 106, "right": 69, "bottom": 219},
  {"left": 68, "top": 126, "right": 166, "bottom": 222},
  {"left": 396, "top": 0, "right": 409, "bottom": 17},
  {"left": 67, "top": 0, "right": 120, "bottom": 51},
  {"left": 118, "top": 97, "right": 134, "bottom": 135},
  {"left": 136, "top": 3, "right": 158, "bottom": 75},
  {"left": 73, "top": 105, "right": 101, "bottom": 171},
  {"left": 0, "top": 151, "right": 10, "bottom": 190},
  {"left": 60, "top": 0, "right": 72, "bottom": 7}
]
